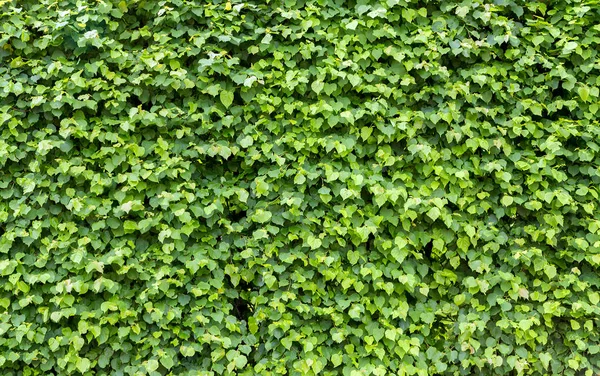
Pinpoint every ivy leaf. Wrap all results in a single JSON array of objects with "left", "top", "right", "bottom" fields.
[
  {"left": 220, "top": 89, "right": 234, "bottom": 108},
  {"left": 252, "top": 209, "right": 272, "bottom": 223},
  {"left": 391, "top": 247, "right": 407, "bottom": 263},
  {"left": 261, "top": 33, "right": 273, "bottom": 45},
  {"left": 544, "top": 265, "right": 557, "bottom": 279},
  {"left": 539, "top": 353, "right": 552, "bottom": 369},
  {"left": 426, "top": 207, "right": 441, "bottom": 221},
  {"left": 235, "top": 355, "right": 247, "bottom": 369},
  {"left": 500, "top": 196, "right": 513, "bottom": 206},
  {"left": 307, "top": 236, "right": 322, "bottom": 250},
  {"left": 76, "top": 358, "right": 91, "bottom": 373},
  {"left": 562, "top": 41, "right": 578, "bottom": 54},
  {"left": 311, "top": 81, "right": 324, "bottom": 94},
  {"left": 239, "top": 135, "right": 254, "bottom": 148},
  {"left": 578, "top": 85, "right": 590, "bottom": 102},
  {"left": 146, "top": 359, "right": 159, "bottom": 372},
  {"left": 453, "top": 294, "right": 465, "bottom": 306},
  {"left": 531, "top": 35, "right": 545, "bottom": 45}
]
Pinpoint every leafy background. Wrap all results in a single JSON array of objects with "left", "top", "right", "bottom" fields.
[{"left": 1, "top": 0, "right": 600, "bottom": 375}]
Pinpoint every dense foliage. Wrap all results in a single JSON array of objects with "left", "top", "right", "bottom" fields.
[{"left": 1, "top": 0, "right": 600, "bottom": 375}]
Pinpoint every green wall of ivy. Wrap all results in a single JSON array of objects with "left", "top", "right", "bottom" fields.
[{"left": 1, "top": 0, "right": 600, "bottom": 375}]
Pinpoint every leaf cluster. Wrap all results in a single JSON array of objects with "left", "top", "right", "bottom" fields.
[{"left": 1, "top": 0, "right": 600, "bottom": 375}]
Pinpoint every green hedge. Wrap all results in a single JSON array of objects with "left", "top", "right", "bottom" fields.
[{"left": 1, "top": 0, "right": 600, "bottom": 375}]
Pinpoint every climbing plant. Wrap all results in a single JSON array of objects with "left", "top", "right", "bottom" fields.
[{"left": 1, "top": 0, "right": 600, "bottom": 375}]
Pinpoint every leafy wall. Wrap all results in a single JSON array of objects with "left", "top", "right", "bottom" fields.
[{"left": 1, "top": 0, "right": 600, "bottom": 375}]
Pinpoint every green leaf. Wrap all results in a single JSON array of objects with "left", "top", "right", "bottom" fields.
[
  {"left": 160, "top": 356, "right": 174, "bottom": 369},
  {"left": 331, "top": 353, "right": 343, "bottom": 367},
  {"left": 539, "top": 352, "right": 552, "bottom": 369},
  {"left": 206, "top": 84, "right": 220, "bottom": 96},
  {"left": 347, "top": 250, "right": 360, "bottom": 265},
  {"left": 235, "top": 355, "right": 247, "bottom": 369},
  {"left": 544, "top": 264, "right": 557, "bottom": 279},
  {"left": 261, "top": 33, "right": 273, "bottom": 45},
  {"left": 76, "top": 358, "right": 91, "bottom": 373},
  {"left": 307, "top": 235, "right": 322, "bottom": 250},
  {"left": 426, "top": 207, "right": 441, "bottom": 221},
  {"left": 311, "top": 81, "right": 324, "bottom": 94},
  {"left": 453, "top": 294, "right": 465, "bottom": 306},
  {"left": 248, "top": 317, "right": 258, "bottom": 334},
  {"left": 146, "top": 359, "right": 159, "bottom": 372},
  {"left": 255, "top": 179, "right": 270, "bottom": 196},
  {"left": 589, "top": 291, "right": 599, "bottom": 305},
  {"left": 252, "top": 209, "right": 272, "bottom": 223},
  {"left": 578, "top": 85, "right": 590, "bottom": 102},
  {"left": 264, "top": 274, "right": 277, "bottom": 288},
  {"left": 457, "top": 237, "right": 470, "bottom": 252},
  {"left": 532, "top": 35, "right": 545, "bottom": 46},
  {"left": 562, "top": 41, "right": 578, "bottom": 54},
  {"left": 391, "top": 247, "right": 408, "bottom": 264},
  {"left": 348, "top": 304, "right": 364, "bottom": 320},
  {"left": 220, "top": 89, "right": 234, "bottom": 108},
  {"left": 501, "top": 195, "right": 513, "bottom": 206}
]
